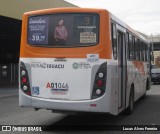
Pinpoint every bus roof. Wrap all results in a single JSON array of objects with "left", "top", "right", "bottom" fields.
[{"left": 23, "top": 7, "right": 107, "bottom": 16}]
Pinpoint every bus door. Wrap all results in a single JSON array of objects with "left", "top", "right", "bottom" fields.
[{"left": 117, "top": 24, "right": 127, "bottom": 110}]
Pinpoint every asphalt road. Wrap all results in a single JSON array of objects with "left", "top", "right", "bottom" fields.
[{"left": 0, "top": 84, "right": 160, "bottom": 133}]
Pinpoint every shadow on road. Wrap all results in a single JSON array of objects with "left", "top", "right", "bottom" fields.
[{"left": 43, "top": 94, "right": 160, "bottom": 131}]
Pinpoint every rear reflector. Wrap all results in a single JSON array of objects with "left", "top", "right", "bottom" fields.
[
  {"left": 26, "top": 91, "right": 31, "bottom": 95},
  {"left": 90, "top": 104, "right": 97, "bottom": 107}
]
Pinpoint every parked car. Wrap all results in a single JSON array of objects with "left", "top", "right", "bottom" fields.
[{"left": 151, "top": 65, "right": 160, "bottom": 84}]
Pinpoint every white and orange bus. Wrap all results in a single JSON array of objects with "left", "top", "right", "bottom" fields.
[{"left": 19, "top": 8, "right": 151, "bottom": 115}]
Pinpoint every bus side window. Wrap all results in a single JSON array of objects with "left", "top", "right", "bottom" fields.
[
  {"left": 135, "top": 37, "right": 138, "bottom": 60},
  {"left": 129, "top": 33, "right": 133, "bottom": 60},
  {"left": 126, "top": 32, "right": 130, "bottom": 60},
  {"left": 140, "top": 41, "right": 144, "bottom": 61},
  {"left": 143, "top": 42, "right": 146, "bottom": 62},
  {"left": 137, "top": 39, "right": 140, "bottom": 60},
  {"left": 132, "top": 36, "right": 135, "bottom": 60},
  {"left": 145, "top": 43, "right": 148, "bottom": 62},
  {"left": 111, "top": 23, "right": 117, "bottom": 60},
  {"left": 144, "top": 43, "right": 146, "bottom": 62}
]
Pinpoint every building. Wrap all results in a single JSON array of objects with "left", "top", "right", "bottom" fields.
[
  {"left": 148, "top": 34, "right": 160, "bottom": 67},
  {"left": 0, "top": 0, "right": 77, "bottom": 85}
]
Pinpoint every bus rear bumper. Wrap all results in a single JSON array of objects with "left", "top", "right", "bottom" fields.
[
  {"left": 19, "top": 89, "right": 111, "bottom": 114},
  {"left": 32, "top": 96, "right": 109, "bottom": 113}
]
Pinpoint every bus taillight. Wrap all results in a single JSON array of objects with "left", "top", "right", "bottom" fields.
[
  {"left": 21, "top": 77, "right": 27, "bottom": 83},
  {"left": 96, "top": 80, "right": 103, "bottom": 87},
  {"left": 20, "top": 61, "right": 31, "bottom": 96},
  {"left": 91, "top": 62, "right": 107, "bottom": 99}
]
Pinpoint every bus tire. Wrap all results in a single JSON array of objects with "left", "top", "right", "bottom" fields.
[
  {"left": 125, "top": 86, "right": 134, "bottom": 115},
  {"left": 146, "top": 79, "right": 150, "bottom": 90},
  {"left": 142, "top": 80, "right": 148, "bottom": 98},
  {"left": 143, "top": 79, "right": 150, "bottom": 98}
]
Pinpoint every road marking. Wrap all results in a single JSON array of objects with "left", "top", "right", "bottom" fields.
[{"left": 0, "top": 94, "right": 18, "bottom": 98}]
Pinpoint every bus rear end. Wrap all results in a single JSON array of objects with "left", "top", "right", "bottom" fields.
[{"left": 19, "top": 8, "right": 113, "bottom": 114}]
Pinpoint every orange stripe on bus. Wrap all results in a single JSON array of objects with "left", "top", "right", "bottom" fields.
[{"left": 132, "top": 61, "right": 145, "bottom": 75}]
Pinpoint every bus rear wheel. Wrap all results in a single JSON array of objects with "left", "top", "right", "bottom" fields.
[
  {"left": 125, "top": 87, "right": 134, "bottom": 115},
  {"left": 142, "top": 79, "right": 149, "bottom": 98}
]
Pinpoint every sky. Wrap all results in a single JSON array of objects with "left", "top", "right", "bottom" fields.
[{"left": 65, "top": 0, "right": 160, "bottom": 35}]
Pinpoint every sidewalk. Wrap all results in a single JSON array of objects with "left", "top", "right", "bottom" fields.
[{"left": 0, "top": 85, "right": 18, "bottom": 98}]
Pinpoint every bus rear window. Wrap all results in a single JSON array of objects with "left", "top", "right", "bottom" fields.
[{"left": 28, "top": 13, "right": 99, "bottom": 47}]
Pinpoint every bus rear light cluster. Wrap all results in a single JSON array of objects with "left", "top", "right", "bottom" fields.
[
  {"left": 20, "top": 62, "right": 31, "bottom": 96},
  {"left": 92, "top": 62, "right": 107, "bottom": 99}
]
